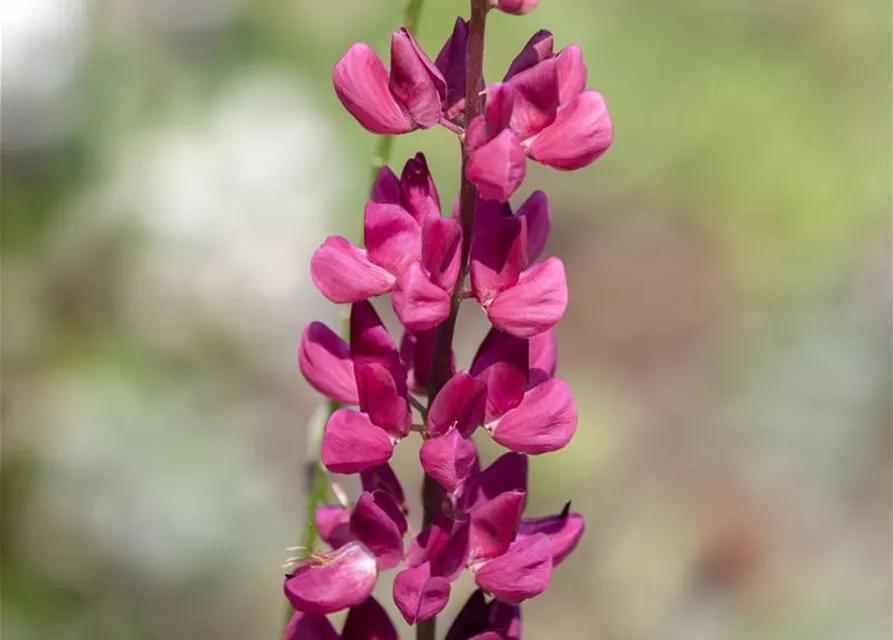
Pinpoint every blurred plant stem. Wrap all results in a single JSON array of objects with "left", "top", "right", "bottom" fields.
[{"left": 281, "top": 0, "right": 428, "bottom": 634}]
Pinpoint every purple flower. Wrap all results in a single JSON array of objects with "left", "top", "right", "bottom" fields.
[{"left": 283, "top": 597, "right": 398, "bottom": 640}]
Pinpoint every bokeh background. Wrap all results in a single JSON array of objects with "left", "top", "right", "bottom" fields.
[{"left": 2, "top": 0, "right": 890, "bottom": 638}]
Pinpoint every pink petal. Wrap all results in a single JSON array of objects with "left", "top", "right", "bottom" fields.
[
  {"left": 399, "top": 328, "right": 446, "bottom": 393},
  {"left": 470, "top": 216, "right": 526, "bottom": 304},
  {"left": 468, "top": 490, "right": 526, "bottom": 564},
  {"left": 493, "top": 0, "right": 540, "bottom": 15},
  {"left": 518, "top": 507, "right": 584, "bottom": 566},
  {"left": 528, "top": 328, "right": 558, "bottom": 387},
  {"left": 473, "top": 535, "right": 553, "bottom": 604},
  {"left": 333, "top": 44, "right": 412, "bottom": 135},
  {"left": 555, "top": 44, "right": 587, "bottom": 105},
  {"left": 393, "top": 563, "right": 451, "bottom": 625},
  {"left": 487, "top": 257, "right": 568, "bottom": 338},
  {"left": 464, "top": 115, "right": 489, "bottom": 154},
  {"left": 465, "top": 129, "right": 527, "bottom": 203},
  {"left": 349, "top": 302, "right": 404, "bottom": 384},
  {"left": 470, "top": 452, "right": 529, "bottom": 509},
  {"left": 434, "top": 18, "right": 470, "bottom": 119},
  {"left": 321, "top": 409, "right": 394, "bottom": 474},
  {"left": 361, "top": 464, "right": 407, "bottom": 515},
  {"left": 392, "top": 262, "right": 452, "bottom": 332},
  {"left": 469, "top": 634, "right": 503, "bottom": 640},
  {"left": 341, "top": 597, "right": 399, "bottom": 640},
  {"left": 504, "top": 30, "right": 554, "bottom": 81},
  {"left": 284, "top": 542, "right": 378, "bottom": 614},
  {"left": 419, "top": 429, "right": 478, "bottom": 493},
  {"left": 405, "top": 515, "right": 469, "bottom": 580},
  {"left": 484, "top": 83, "right": 515, "bottom": 135},
  {"left": 364, "top": 202, "right": 422, "bottom": 277},
  {"left": 389, "top": 28, "right": 445, "bottom": 129},
  {"left": 315, "top": 505, "right": 354, "bottom": 549},
  {"left": 422, "top": 217, "right": 462, "bottom": 292},
  {"left": 370, "top": 165, "right": 401, "bottom": 204},
  {"left": 515, "top": 190, "right": 550, "bottom": 264},
  {"left": 371, "top": 489, "right": 408, "bottom": 536},
  {"left": 400, "top": 152, "right": 441, "bottom": 226},
  {"left": 283, "top": 611, "right": 339, "bottom": 640},
  {"left": 426, "top": 371, "right": 487, "bottom": 438},
  {"left": 356, "top": 362, "right": 411, "bottom": 439},
  {"left": 488, "top": 378, "right": 577, "bottom": 454},
  {"left": 299, "top": 322, "right": 359, "bottom": 405},
  {"left": 349, "top": 492, "right": 404, "bottom": 570},
  {"left": 311, "top": 237, "right": 395, "bottom": 303},
  {"left": 470, "top": 328, "right": 529, "bottom": 422},
  {"left": 527, "top": 90, "right": 613, "bottom": 170},
  {"left": 505, "top": 57, "right": 560, "bottom": 140}
]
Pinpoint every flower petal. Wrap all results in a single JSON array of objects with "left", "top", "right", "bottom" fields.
[
  {"left": 555, "top": 44, "right": 587, "bottom": 105},
  {"left": 493, "top": 0, "right": 540, "bottom": 15},
  {"left": 370, "top": 165, "right": 401, "bottom": 204},
  {"left": 470, "top": 452, "right": 529, "bottom": 509},
  {"left": 434, "top": 18, "right": 470, "bottom": 119},
  {"left": 488, "top": 378, "right": 577, "bottom": 454},
  {"left": 393, "top": 563, "right": 452, "bottom": 625},
  {"left": 364, "top": 202, "right": 422, "bottom": 277},
  {"left": 392, "top": 262, "right": 452, "bottom": 332},
  {"left": 361, "top": 463, "right": 407, "bottom": 515},
  {"left": 356, "top": 362, "right": 411, "bottom": 439},
  {"left": 283, "top": 611, "right": 339, "bottom": 640},
  {"left": 505, "top": 57, "right": 560, "bottom": 140},
  {"left": 444, "top": 590, "right": 490, "bottom": 640},
  {"left": 299, "top": 322, "right": 359, "bottom": 405},
  {"left": 333, "top": 44, "right": 412, "bottom": 135},
  {"left": 349, "top": 492, "right": 404, "bottom": 570},
  {"left": 284, "top": 542, "right": 378, "bottom": 614},
  {"left": 468, "top": 490, "right": 526, "bottom": 564},
  {"left": 487, "top": 257, "right": 568, "bottom": 338},
  {"left": 400, "top": 328, "right": 451, "bottom": 393},
  {"left": 488, "top": 601, "right": 522, "bottom": 640},
  {"left": 465, "top": 129, "right": 527, "bottom": 203},
  {"left": 422, "top": 217, "right": 463, "bottom": 292},
  {"left": 406, "top": 514, "right": 469, "bottom": 580},
  {"left": 389, "top": 28, "right": 445, "bottom": 129},
  {"left": 518, "top": 506, "right": 584, "bottom": 566},
  {"left": 473, "top": 535, "right": 553, "bottom": 604},
  {"left": 311, "top": 237, "right": 395, "bottom": 303},
  {"left": 426, "top": 371, "right": 487, "bottom": 438},
  {"left": 341, "top": 597, "right": 399, "bottom": 640},
  {"left": 528, "top": 90, "right": 613, "bottom": 170},
  {"left": 400, "top": 152, "right": 441, "bottom": 226},
  {"left": 470, "top": 216, "right": 526, "bottom": 304},
  {"left": 504, "top": 30, "right": 554, "bottom": 81},
  {"left": 470, "top": 328, "right": 529, "bottom": 422},
  {"left": 515, "top": 190, "right": 550, "bottom": 264},
  {"left": 419, "top": 429, "right": 478, "bottom": 493},
  {"left": 315, "top": 505, "right": 354, "bottom": 549},
  {"left": 349, "top": 302, "right": 405, "bottom": 385},
  {"left": 321, "top": 409, "right": 394, "bottom": 474},
  {"left": 528, "top": 328, "right": 558, "bottom": 387}
]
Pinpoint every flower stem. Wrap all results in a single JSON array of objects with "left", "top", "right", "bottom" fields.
[{"left": 418, "top": 2, "right": 489, "bottom": 640}]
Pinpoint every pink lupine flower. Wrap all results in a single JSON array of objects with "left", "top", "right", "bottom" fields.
[
  {"left": 283, "top": 610, "right": 339, "bottom": 640},
  {"left": 284, "top": 597, "right": 398, "bottom": 640},
  {"left": 444, "top": 590, "right": 522, "bottom": 640},
  {"left": 491, "top": 0, "right": 540, "bottom": 14},
  {"left": 299, "top": 321, "right": 358, "bottom": 405}
]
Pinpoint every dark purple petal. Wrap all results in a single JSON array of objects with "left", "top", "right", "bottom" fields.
[
  {"left": 349, "top": 302, "right": 403, "bottom": 381},
  {"left": 315, "top": 505, "right": 354, "bottom": 549},
  {"left": 333, "top": 44, "right": 412, "bottom": 135},
  {"left": 434, "top": 18, "right": 470, "bottom": 119},
  {"left": 364, "top": 202, "right": 423, "bottom": 277},
  {"left": 406, "top": 515, "right": 469, "bottom": 580},
  {"left": 488, "top": 378, "right": 577, "bottom": 454},
  {"left": 505, "top": 57, "right": 560, "bottom": 140},
  {"left": 470, "top": 328, "right": 529, "bottom": 422},
  {"left": 311, "top": 237, "right": 395, "bottom": 303},
  {"left": 470, "top": 216, "right": 526, "bottom": 304},
  {"left": 487, "top": 257, "right": 568, "bottom": 338},
  {"left": 393, "top": 563, "right": 451, "bottom": 625},
  {"left": 518, "top": 508, "right": 584, "bottom": 566},
  {"left": 488, "top": 601, "right": 522, "bottom": 640},
  {"left": 349, "top": 492, "right": 404, "bottom": 570},
  {"left": 422, "top": 217, "right": 463, "bottom": 292},
  {"left": 528, "top": 329, "right": 557, "bottom": 387},
  {"left": 370, "top": 489, "right": 408, "bottom": 536},
  {"left": 472, "top": 452, "right": 529, "bottom": 508},
  {"left": 426, "top": 371, "right": 487, "bottom": 438},
  {"left": 341, "top": 596, "right": 399, "bottom": 640},
  {"left": 370, "top": 165, "right": 401, "bottom": 204},
  {"left": 515, "top": 190, "right": 550, "bottom": 264},
  {"left": 399, "top": 329, "right": 447, "bottom": 393},
  {"left": 361, "top": 464, "right": 407, "bottom": 515},
  {"left": 400, "top": 152, "right": 441, "bottom": 225},
  {"left": 299, "top": 322, "right": 359, "bottom": 405},
  {"left": 356, "top": 362, "right": 411, "bottom": 439},
  {"left": 321, "top": 409, "right": 394, "bottom": 474},
  {"left": 528, "top": 90, "right": 613, "bottom": 170},
  {"left": 504, "top": 30, "right": 554, "bottom": 80},
  {"left": 473, "top": 534, "right": 553, "bottom": 604},
  {"left": 465, "top": 128, "right": 527, "bottom": 203},
  {"left": 283, "top": 611, "right": 339, "bottom": 640},
  {"left": 284, "top": 542, "right": 378, "bottom": 614},
  {"left": 392, "top": 262, "right": 452, "bottom": 332},
  {"left": 389, "top": 28, "right": 445, "bottom": 129},
  {"left": 555, "top": 44, "right": 587, "bottom": 105},
  {"left": 419, "top": 429, "right": 478, "bottom": 493},
  {"left": 468, "top": 490, "right": 526, "bottom": 563},
  {"left": 445, "top": 589, "right": 490, "bottom": 640}
]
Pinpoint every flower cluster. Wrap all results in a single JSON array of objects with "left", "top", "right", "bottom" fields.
[{"left": 286, "top": 3, "right": 611, "bottom": 637}]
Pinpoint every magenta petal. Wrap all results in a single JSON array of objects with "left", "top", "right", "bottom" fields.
[
  {"left": 405, "top": 515, "right": 469, "bottom": 580},
  {"left": 361, "top": 464, "right": 407, "bottom": 515},
  {"left": 470, "top": 328, "right": 529, "bottom": 422},
  {"left": 389, "top": 28, "right": 445, "bottom": 129},
  {"left": 506, "top": 57, "right": 560, "bottom": 141},
  {"left": 487, "top": 257, "right": 568, "bottom": 338},
  {"left": 488, "top": 601, "right": 522, "bottom": 640},
  {"left": 555, "top": 44, "right": 587, "bottom": 105},
  {"left": 422, "top": 217, "right": 463, "bottom": 292},
  {"left": 434, "top": 18, "right": 470, "bottom": 119},
  {"left": 392, "top": 262, "right": 452, "bottom": 332},
  {"left": 283, "top": 611, "right": 339, "bottom": 640},
  {"left": 484, "top": 83, "right": 515, "bottom": 135},
  {"left": 364, "top": 202, "right": 423, "bottom": 277},
  {"left": 341, "top": 597, "right": 399, "bottom": 640},
  {"left": 489, "top": 378, "right": 577, "bottom": 454},
  {"left": 371, "top": 489, "right": 408, "bottom": 536},
  {"left": 349, "top": 492, "right": 404, "bottom": 570},
  {"left": 468, "top": 490, "right": 526, "bottom": 564},
  {"left": 504, "top": 30, "right": 554, "bottom": 81},
  {"left": 473, "top": 534, "right": 553, "bottom": 604},
  {"left": 299, "top": 322, "right": 358, "bottom": 405},
  {"left": 426, "top": 371, "right": 487, "bottom": 438},
  {"left": 493, "top": 0, "right": 540, "bottom": 15},
  {"left": 444, "top": 590, "right": 490, "bottom": 640},
  {"left": 311, "top": 237, "right": 396, "bottom": 303},
  {"left": 399, "top": 328, "right": 447, "bottom": 393},
  {"left": 356, "top": 362, "right": 411, "bottom": 439},
  {"left": 315, "top": 505, "right": 354, "bottom": 549},
  {"left": 470, "top": 217, "right": 526, "bottom": 304},
  {"left": 393, "top": 563, "right": 451, "bottom": 625},
  {"left": 321, "top": 409, "right": 394, "bottom": 474},
  {"left": 349, "top": 301, "right": 402, "bottom": 375},
  {"left": 284, "top": 542, "right": 378, "bottom": 614},
  {"left": 518, "top": 508, "right": 585, "bottom": 566},
  {"left": 333, "top": 44, "right": 412, "bottom": 135},
  {"left": 473, "top": 452, "right": 529, "bottom": 508},
  {"left": 469, "top": 634, "right": 503, "bottom": 640},
  {"left": 464, "top": 115, "right": 489, "bottom": 154},
  {"left": 370, "top": 165, "right": 401, "bottom": 204},
  {"left": 515, "top": 190, "right": 550, "bottom": 264},
  {"left": 419, "top": 429, "right": 478, "bottom": 493},
  {"left": 528, "top": 329, "right": 558, "bottom": 387},
  {"left": 465, "top": 129, "right": 527, "bottom": 203},
  {"left": 528, "top": 90, "right": 613, "bottom": 170},
  {"left": 400, "top": 152, "right": 441, "bottom": 226}
]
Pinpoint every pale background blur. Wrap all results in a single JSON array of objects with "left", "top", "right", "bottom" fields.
[{"left": 2, "top": 1, "right": 890, "bottom": 638}]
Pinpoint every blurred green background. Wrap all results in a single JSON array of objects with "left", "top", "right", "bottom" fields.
[{"left": 2, "top": 0, "right": 890, "bottom": 638}]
